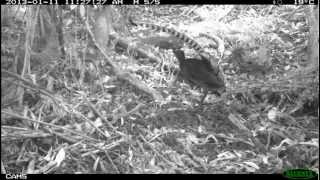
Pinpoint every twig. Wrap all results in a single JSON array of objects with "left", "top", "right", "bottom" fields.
[
  {"left": 84, "top": 20, "right": 163, "bottom": 102},
  {"left": 83, "top": 97, "right": 116, "bottom": 132},
  {"left": 2, "top": 110, "right": 99, "bottom": 143},
  {"left": 104, "top": 150, "right": 120, "bottom": 174},
  {"left": 111, "top": 103, "right": 145, "bottom": 124},
  {"left": 1, "top": 69, "right": 60, "bottom": 106}
]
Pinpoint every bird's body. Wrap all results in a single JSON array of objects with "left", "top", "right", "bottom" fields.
[
  {"left": 129, "top": 18, "right": 226, "bottom": 103},
  {"left": 173, "top": 49, "right": 226, "bottom": 103}
]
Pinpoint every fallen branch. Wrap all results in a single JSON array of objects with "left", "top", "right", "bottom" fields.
[{"left": 86, "top": 21, "right": 164, "bottom": 102}]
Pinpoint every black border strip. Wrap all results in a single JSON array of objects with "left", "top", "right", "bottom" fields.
[
  {"left": 3, "top": 173, "right": 318, "bottom": 180},
  {"left": 1, "top": 0, "right": 319, "bottom": 5}
]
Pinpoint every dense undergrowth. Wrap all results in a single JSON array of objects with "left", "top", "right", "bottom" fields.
[{"left": 1, "top": 5, "right": 318, "bottom": 174}]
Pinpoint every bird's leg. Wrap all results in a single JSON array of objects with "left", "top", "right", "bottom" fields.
[{"left": 200, "top": 88, "right": 208, "bottom": 104}]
